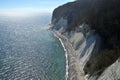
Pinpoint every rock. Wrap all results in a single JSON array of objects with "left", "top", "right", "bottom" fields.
[{"left": 51, "top": 0, "right": 120, "bottom": 80}]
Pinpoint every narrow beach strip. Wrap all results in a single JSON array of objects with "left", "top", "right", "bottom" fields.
[
  {"left": 50, "top": 29, "right": 84, "bottom": 80},
  {"left": 51, "top": 30, "right": 69, "bottom": 80}
]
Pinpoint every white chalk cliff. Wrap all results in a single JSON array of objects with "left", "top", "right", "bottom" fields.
[{"left": 51, "top": 0, "right": 120, "bottom": 80}]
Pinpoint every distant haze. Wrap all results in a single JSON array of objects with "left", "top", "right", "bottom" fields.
[
  {"left": 0, "top": 0, "right": 74, "bottom": 16},
  {"left": 0, "top": 8, "right": 52, "bottom": 17}
]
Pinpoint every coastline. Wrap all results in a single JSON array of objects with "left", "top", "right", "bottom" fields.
[
  {"left": 51, "top": 30, "right": 69, "bottom": 80},
  {"left": 51, "top": 29, "right": 84, "bottom": 80}
]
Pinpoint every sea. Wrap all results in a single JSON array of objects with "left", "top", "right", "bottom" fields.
[{"left": 0, "top": 13, "right": 66, "bottom": 80}]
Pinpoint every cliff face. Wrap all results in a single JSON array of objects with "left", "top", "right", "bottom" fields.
[{"left": 51, "top": 0, "right": 120, "bottom": 80}]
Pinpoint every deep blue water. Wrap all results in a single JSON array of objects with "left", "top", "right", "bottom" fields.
[{"left": 0, "top": 15, "right": 66, "bottom": 80}]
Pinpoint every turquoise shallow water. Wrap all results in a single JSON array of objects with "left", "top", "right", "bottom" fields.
[{"left": 0, "top": 15, "right": 66, "bottom": 80}]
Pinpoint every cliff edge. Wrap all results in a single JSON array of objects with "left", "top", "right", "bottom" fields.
[{"left": 51, "top": 0, "right": 120, "bottom": 80}]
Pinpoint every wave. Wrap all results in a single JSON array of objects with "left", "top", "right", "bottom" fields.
[{"left": 52, "top": 31, "right": 69, "bottom": 80}]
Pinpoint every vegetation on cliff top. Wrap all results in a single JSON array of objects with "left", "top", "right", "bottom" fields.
[{"left": 52, "top": 0, "right": 120, "bottom": 77}]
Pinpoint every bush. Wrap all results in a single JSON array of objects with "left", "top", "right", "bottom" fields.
[{"left": 84, "top": 48, "right": 120, "bottom": 76}]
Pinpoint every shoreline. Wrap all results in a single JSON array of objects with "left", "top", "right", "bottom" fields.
[
  {"left": 51, "top": 30, "right": 69, "bottom": 80},
  {"left": 51, "top": 29, "right": 84, "bottom": 80}
]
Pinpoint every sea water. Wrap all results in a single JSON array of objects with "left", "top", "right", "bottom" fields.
[{"left": 0, "top": 14, "right": 66, "bottom": 80}]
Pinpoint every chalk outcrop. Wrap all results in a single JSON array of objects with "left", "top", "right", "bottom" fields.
[{"left": 51, "top": 0, "right": 120, "bottom": 80}]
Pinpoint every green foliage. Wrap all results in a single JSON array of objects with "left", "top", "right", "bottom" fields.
[
  {"left": 84, "top": 48, "right": 120, "bottom": 76},
  {"left": 52, "top": 0, "right": 120, "bottom": 77}
]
